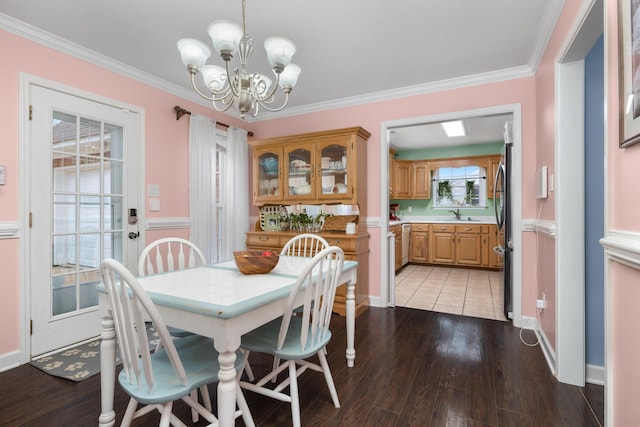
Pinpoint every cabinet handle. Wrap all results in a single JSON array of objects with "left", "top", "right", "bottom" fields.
[
  {"left": 333, "top": 239, "right": 341, "bottom": 244},
  {"left": 259, "top": 236, "right": 269, "bottom": 242},
  {"left": 464, "top": 227, "right": 471, "bottom": 231},
  {"left": 440, "top": 227, "right": 446, "bottom": 230}
]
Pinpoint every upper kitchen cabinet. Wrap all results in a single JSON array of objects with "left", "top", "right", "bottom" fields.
[
  {"left": 487, "top": 156, "right": 501, "bottom": 199},
  {"left": 250, "top": 127, "right": 370, "bottom": 207},
  {"left": 391, "top": 160, "right": 430, "bottom": 199}
]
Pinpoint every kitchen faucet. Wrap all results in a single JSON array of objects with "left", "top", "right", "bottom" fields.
[{"left": 448, "top": 208, "right": 461, "bottom": 220}]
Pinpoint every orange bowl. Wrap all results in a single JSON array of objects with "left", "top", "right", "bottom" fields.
[{"left": 233, "top": 250, "right": 279, "bottom": 275}]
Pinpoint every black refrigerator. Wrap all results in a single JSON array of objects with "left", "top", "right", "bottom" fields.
[{"left": 493, "top": 122, "right": 513, "bottom": 320}]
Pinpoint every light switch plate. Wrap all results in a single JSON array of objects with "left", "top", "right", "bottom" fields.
[
  {"left": 147, "top": 184, "right": 160, "bottom": 197},
  {"left": 0, "top": 165, "right": 5, "bottom": 185},
  {"left": 149, "top": 199, "right": 160, "bottom": 212}
]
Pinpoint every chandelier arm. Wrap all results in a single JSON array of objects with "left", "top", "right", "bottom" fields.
[
  {"left": 254, "top": 92, "right": 290, "bottom": 112},
  {"left": 212, "top": 97, "right": 236, "bottom": 113},
  {"left": 254, "top": 72, "right": 281, "bottom": 102},
  {"left": 190, "top": 73, "right": 216, "bottom": 102},
  {"left": 225, "top": 60, "right": 241, "bottom": 99},
  {"left": 190, "top": 72, "right": 236, "bottom": 103}
]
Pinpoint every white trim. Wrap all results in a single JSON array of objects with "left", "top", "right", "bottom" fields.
[
  {"left": 367, "top": 296, "right": 384, "bottom": 308},
  {"left": 600, "top": 230, "right": 640, "bottom": 270},
  {"left": 258, "top": 68, "right": 534, "bottom": 121},
  {"left": 538, "top": 321, "right": 558, "bottom": 378},
  {"left": 520, "top": 314, "right": 557, "bottom": 377},
  {"left": 555, "top": 57, "right": 586, "bottom": 386},
  {"left": 379, "top": 104, "right": 523, "bottom": 324},
  {"left": 522, "top": 219, "right": 557, "bottom": 237},
  {"left": 362, "top": 216, "right": 380, "bottom": 229},
  {"left": 529, "top": 0, "right": 567, "bottom": 73},
  {"left": 0, "top": 222, "right": 19, "bottom": 239},
  {"left": 586, "top": 364, "right": 605, "bottom": 386},
  {"left": 145, "top": 217, "right": 191, "bottom": 230},
  {"left": 19, "top": 74, "right": 146, "bottom": 363},
  {"left": 0, "top": 13, "right": 538, "bottom": 124},
  {"left": 0, "top": 350, "right": 21, "bottom": 373}
]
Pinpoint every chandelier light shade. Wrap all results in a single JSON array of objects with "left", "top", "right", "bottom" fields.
[{"left": 177, "top": 0, "right": 301, "bottom": 119}]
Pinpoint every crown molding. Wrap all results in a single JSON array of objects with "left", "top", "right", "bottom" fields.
[
  {"left": 254, "top": 66, "right": 535, "bottom": 121},
  {"left": 1, "top": 13, "right": 536, "bottom": 124},
  {"left": 528, "top": 0, "right": 566, "bottom": 74},
  {"left": 0, "top": 13, "right": 216, "bottom": 111},
  {"left": 600, "top": 230, "right": 640, "bottom": 271}
]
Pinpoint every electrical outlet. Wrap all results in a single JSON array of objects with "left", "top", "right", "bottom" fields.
[
  {"left": 407, "top": 206, "right": 412, "bottom": 212},
  {"left": 536, "top": 299, "right": 545, "bottom": 309}
]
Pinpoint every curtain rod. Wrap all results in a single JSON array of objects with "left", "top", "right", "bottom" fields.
[{"left": 174, "top": 106, "right": 254, "bottom": 136}]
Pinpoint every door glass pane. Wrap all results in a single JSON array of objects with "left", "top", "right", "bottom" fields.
[
  {"left": 53, "top": 194, "right": 76, "bottom": 233},
  {"left": 79, "top": 195, "right": 100, "bottom": 232},
  {"left": 287, "top": 148, "right": 311, "bottom": 196},
  {"left": 50, "top": 110, "right": 125, "bottom": 318},
  {"left": 103, "top": 196, "right": 122, "bottom": 231}
]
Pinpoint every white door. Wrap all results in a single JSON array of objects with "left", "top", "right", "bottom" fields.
[{"left": 29, "top": 85, "right": 141, "bottom": 357}]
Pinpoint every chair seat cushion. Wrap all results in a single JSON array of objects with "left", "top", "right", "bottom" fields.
[
  {"left": 241, "top": 316, "right": 331, "bottom": 360},
  {"left": 118, "top": 334, "right": 244, "bottom": 405}
]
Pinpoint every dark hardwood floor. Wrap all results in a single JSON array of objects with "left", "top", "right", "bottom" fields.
[{"left": 0, "top": 307, "right": 603, "bottom": 426}]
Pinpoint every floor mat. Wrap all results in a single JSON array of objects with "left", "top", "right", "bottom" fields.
[{"left": 29, "top": 323, "right": 161, "bottom": 382}]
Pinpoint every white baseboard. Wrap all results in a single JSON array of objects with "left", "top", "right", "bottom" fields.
[
  {"left": 0, "top": 350, "right": 21, "bottom": 373},
  {"left": 368, "top": 295, "right": 384, "bottom": 308},
  {"left": 586, "top": 363, "right": 605, "bottom": 385},
  {"left": 521, "top": 315, "right": 557, "bottom": 377}
]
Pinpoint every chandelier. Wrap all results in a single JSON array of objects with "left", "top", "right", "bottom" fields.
[{"left": 177, "top": 0, "right": 301, "bottom": 119}]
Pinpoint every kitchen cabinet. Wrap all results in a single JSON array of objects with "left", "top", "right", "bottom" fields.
[
  {"left": 409, "top": 223, "right": 429, "bottom": 263},
  {"left": 430, "top": 224, "right": 456, "bottom": 263},
  {"left": 455, "top": 224, "right": 489, "bottom": 267},
  {"left": 487, "top": 156, "right": 501, "bottom": 199},
  {"left": 250, "top": 127, "right": 370, "bottom": 207},
  {"left": 411, "top": 161, "right": 430, "bottom": 198},
  {"left": 390, "top": 224, "right": 402, "bottom": 271},
  {"left": 391, "top": 160, "right": 430, "bottom": 199},
  {"left": 392, "top": 161, "right": 411, "bottom": 198},
  {"left": 246, "top": 229, "right": 370, "bottom": 317},
  {"left": 489, "top": 225, "right": 504, "bottom": 268}
]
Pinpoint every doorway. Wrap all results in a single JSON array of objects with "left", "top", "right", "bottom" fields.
[
  {"left": 380, "top": 104, "right": 523, "bottom": 327},
  {"left": 24, "top": 78, "right": 143, "bottom": 357}
]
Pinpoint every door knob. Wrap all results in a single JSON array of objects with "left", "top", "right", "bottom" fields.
[{"left": 128, "top": 232, "right": 139, "bottom": 239}]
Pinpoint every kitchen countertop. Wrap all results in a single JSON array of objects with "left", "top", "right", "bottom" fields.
[{"left": 389, "top": 216, "right": 497, "bottom": 226}]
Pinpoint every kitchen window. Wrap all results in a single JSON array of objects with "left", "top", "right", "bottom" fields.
[{"left": 432, "top": 165, "right": 487, "bottom": 208}]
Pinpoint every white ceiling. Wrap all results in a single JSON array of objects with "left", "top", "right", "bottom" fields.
[{"left": 0, "top": 0, "right": 562, "bottom": 149}]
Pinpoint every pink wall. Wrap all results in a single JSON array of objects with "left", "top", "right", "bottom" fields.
[
  {"left": 0, "top": 29, "right": 245, "bottom": 355},
  {"left": 606, "top": 0, "right": 640, "bottom": 422},
  {"left": 251, "top": 78, "right": 538, "bottom": 303}
]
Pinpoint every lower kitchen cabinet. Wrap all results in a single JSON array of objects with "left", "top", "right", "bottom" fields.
[
  {"left": 390, "top": 224, "right": 402, "bottom": 271},
  {"left": 430, "top": 224, "right": 455, "bottom": 263},
  {"left": 246, "top": 230, "right": 370, "bottom": 317},
  {"left": 409, "top": 224, "right": 430, "bottom": 263},
  {"left": 405, "top": 222, "right": 498, "bottom": 269}
]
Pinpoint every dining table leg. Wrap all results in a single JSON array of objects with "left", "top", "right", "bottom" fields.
[
  {"left": 217, "top": 350, "right": 238, "bottom": 427},
  {"left": 345, "top": 277, "right": 356, "bottom": 368},
  {"left": 99, "top": 315, "right": 117, "bottom": 427}
]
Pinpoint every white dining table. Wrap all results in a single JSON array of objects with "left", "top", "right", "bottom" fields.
[{"left": 97, "top": 255, "right": 358, "bottom": 427}]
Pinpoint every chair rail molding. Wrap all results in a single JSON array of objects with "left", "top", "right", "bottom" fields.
[
  {"left": 145, "top": 217, "right": 190, "bottom": 230},
  {"left": 522, "top": 218, "right": 556, "bottom": 238},
  {"left": 0, "top": 222, "right": 19, "bottom": 239},
  {"left": 600, "top": 230, "right": 640, "bottom": 271}
]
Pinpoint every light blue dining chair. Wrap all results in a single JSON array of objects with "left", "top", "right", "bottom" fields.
[
  {"left": 238, "top": 246, "right": 345, "bottom": 427},
  {"left": 138, "top": 237, "right": 213, "bottom": 419},
  {"left": 100, "top": 258, "right": 254, "bottom": 427}
]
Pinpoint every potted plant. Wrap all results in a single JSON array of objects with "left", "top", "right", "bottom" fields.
[
  {"left": 437, "top": 180, "right": 452, "bottom": 203},
  {"left": 465, "top": 180, "right": 475, "bottom": 205}
]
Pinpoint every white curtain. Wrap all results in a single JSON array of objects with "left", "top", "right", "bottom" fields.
[
  {"left": 188, "top": 114, "right": 217, "bottom": 262},
  {"left": 221, "top": 126, "right": 249, "bottom": 260}
]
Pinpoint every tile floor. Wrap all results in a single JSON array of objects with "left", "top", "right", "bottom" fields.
[{"left": 394, "top": 264, "right": 508, "bottom": 321}]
